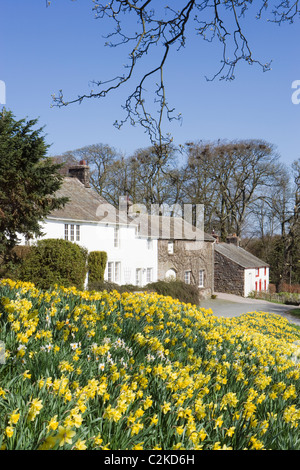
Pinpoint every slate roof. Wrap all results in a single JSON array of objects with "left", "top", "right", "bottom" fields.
[
  {"left": 215, "top": 243, "right": 269, "bottom": 269},
  {"left": 48, "top": 176, "right": 215, "bottom": 242},
  {"left": 48, "top": 177, "right": 129, "bottom": 225},
  {"left": 137, "top": 214, "right": 215, "bottom": 242}
]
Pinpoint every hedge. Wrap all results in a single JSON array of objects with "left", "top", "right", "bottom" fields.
[
  {"left": 18, "top": 238, "right": 88, "bottom": 290},
  {"left": 87, "top": 251, "right": 107, "bottom": 289}
]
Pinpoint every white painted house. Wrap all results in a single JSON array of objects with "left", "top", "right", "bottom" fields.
[{"left": 19, "top": 162, "right": 158, "bottom": 287}]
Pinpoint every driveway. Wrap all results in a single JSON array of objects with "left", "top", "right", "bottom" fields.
[{"left": 200, "top": 292, "right": 300, "bottom": 326}]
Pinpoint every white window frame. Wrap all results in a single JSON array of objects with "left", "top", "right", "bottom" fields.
[
  {"left": 168, "top": 241, "right": 174, "bottom": 254},
  {"left": 64, "top": 224, "right": 69, "bottom": 241},
  {"left": 107, "top": 262, "right": 114, "bottom": 282},
  {"left": 124, "top": 267, "right": 132, "bottom": 284},
  {"left": 199, "top": 269, "right": 205, "bottom": 288},
  {"left": 136, "top": 268, "right": 142, "bottom": 286},
  {"left": 114, "top": 226, "right": 120, "bottom": 248},
  {"left": 146, "top": 267, "right": 153, "bottom": 283},
  {"left": 76, "top": 225, "right": 80, "bottom": 241},
  {"left": 64, "top": 223, "right": 80, "bottom": 242},
  {"left": 70, "top": 224, "right": 75, "bottom": 241},
  {"left": 184, "top": 270, "right": 191, "bottom": 284},
  {"left": 107, "top": 261, "right": 121, "bottom": 283},
  {"left": 114, "top": 262, "right": 121, "bottom": 283}
]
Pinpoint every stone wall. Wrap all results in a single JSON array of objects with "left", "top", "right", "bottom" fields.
[
  {"left": 158, "top": 239, "right": 214, "bottom": 298},
  {"left": 214, "top": 250, "right": 244, "bottom": 296}
]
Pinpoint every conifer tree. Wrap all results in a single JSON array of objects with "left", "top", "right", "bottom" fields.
[{"left": 0, "top": 109, "right": 68, "bottom": 274}]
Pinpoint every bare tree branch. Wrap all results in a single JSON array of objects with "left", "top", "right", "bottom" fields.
[{"left": 50, "top": 1, "right": 300, "bottom": 145}]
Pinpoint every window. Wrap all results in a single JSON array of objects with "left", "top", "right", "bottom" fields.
[
  {"left": 146, "top": 268, "right": 153, "bottom": 283},
  {"left": 107, "top": 262, "right": 114, "bottom": 282},
  {"left": 107, "top": 261, "right": 121, "bottom": 283},
  {"left": 136, "top": 268, "right": 142, "bottom": 286},
  {"left": 255, "top": 268, "right": 259, "bottom": 277},
  {"left": 114, "top": 226, "right": 120, "bottom": 248},
  {"left": 114, "top": 262, "right": 121, "bottom": 283},
  {"left": 124, "top": 268, "right": 132, "bottom": 284},
  {"left": 264, "top": 267, "right": 267, "bottom": 276},
  {"left": 199, "top": 269, "right": 205, "bottom": 288},
  {"left": 64, "top": 224, "right": 80, "bottom": 242},
  {"left": 64, "top": 224, "right": 68, "bottom": 241},
  {"left": 168, "top": 241, "right": 174, "bottom": 254},
  {"left": 184, "top": 271, "right": 191, "bottom": 284},
  {"left": 147, "top": 238, "right": 153, "bottom": 250},
  {"left": 76, "top": 225, "right": 80, "bottom": 241}
]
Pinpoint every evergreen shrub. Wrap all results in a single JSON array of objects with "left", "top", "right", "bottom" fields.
[
  {"left": 145, "top": 279, "right": 200, "bottom": 305},
  {"left": 87, "top": 251, "right": 107, "bottom": 289},
  {"left": 19, "top": 239, "right": 88, "bottom": 290},
  {"left": 88, "top": 281, "right": 138, "bottom": 294}
]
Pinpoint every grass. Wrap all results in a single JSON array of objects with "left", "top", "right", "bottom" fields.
[
  {"left": 288, "top": 308, "right": 300, "bottom": 320},
  {"left": 0, "top": 278, "right": 300, "bottom": 450}
]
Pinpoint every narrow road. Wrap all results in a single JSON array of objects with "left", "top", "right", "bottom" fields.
[{"left": 200, "top": 292, "right": 300, "bottom": 326}]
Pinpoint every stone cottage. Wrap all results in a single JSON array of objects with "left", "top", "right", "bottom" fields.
[
  {"left": 136, "top": 214, "right": 215, "bottom": 298},
  {"left": 214, "top": 235, "right": 269, "bottom": 297}
]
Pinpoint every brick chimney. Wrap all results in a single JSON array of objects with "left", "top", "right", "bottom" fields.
[
  {"left": 68, "top": 160, "right": 90, "bottom": 188},
  {"left": 226, "top": 233, "right": 240, "bottom": 246}
]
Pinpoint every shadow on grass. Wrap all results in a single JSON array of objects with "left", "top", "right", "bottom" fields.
[{"left": 289, "top": 308, "right": 300, "bottom": 319}]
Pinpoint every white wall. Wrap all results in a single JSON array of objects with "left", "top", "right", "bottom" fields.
[
  {"left": 18, "top": 218, "right": 157, "bottom": 287},
  {"left": 244, "top": 267, "right": 269, "bottom": 297}
]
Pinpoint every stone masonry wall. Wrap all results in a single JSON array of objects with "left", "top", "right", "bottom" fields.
[
  {"left": 158, "top": 239, "right": 214, "bottom": 298},
  {"left": 214, "top": 250, "right": 244, "bottom": 296}
]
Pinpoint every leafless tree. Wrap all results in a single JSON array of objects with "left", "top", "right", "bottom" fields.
[
  {"left": 184, "top": 139, "right": 281, "bottom": 239},
  {"left": 50, "top": 1, "right": 300, "bottom": 146}
]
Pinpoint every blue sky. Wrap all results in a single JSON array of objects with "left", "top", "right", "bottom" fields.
[{"left": 2, "top": 0, "right": 300, "bottom": 167}]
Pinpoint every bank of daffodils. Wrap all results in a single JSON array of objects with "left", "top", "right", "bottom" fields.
[{"left": 0, "top": 278, "right": 300, "bottom": 450}]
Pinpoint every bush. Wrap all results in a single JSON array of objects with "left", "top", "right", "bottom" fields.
[
  {"left": 19, "top": 239, "right": 88, "bottom": 290},
  {"left": 87, "top": 279, "right": 200, "bottom": 305},
  {"left": 0, "top": 245, "right": 32, "bottom": 280},
  {"left": 145, "top": 279, "right": 200, "bottom": 305},
  {"left": 88, "top": 280, "right": 139, "bottom": 294},
  {"left": 87, "top": 251, "right": 107, "bottom": 288}
]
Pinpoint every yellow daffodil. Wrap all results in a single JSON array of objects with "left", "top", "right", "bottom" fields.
[
  {"left": 56, "top": 426, "right": 76, "bottom": 447},
  {"left": 74, "top": 439, "right": 87, "bottom": 450},
  {"left": 5, "top": 426, "right": 14, "bottom": 438}
]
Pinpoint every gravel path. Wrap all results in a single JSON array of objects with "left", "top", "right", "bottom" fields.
[{"left": 199, "top": 292, "right": 300, "bottom": 326}]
